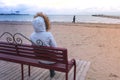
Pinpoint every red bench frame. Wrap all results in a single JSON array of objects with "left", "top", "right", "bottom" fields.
[{"left": 0, "top": 42, "right": 76, "bottom": 80}]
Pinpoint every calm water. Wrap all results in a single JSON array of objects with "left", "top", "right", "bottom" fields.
[{"left": 0, "top": 14, "right": 120, "bottom": 24}]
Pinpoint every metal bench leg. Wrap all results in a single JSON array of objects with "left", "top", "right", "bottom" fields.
[
  {"left": 74, "top": 64, "right": 76, "bottom": 80},
  {"left": 28, "top": 65, "right": 30, "bottom": 76},
  {"left": 21, "top": 64, "right": 24, "bottom": 80},
  {"left": 66, "top": 73, "right": 68, "bottom": 80}
]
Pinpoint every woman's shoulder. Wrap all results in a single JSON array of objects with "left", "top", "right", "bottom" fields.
[
  {"left": 46, "top": 32, "right": 54, "bottom": 37},
  {"left": 30, "top": 32, "right": 53, "bottom": 37},
  {"left": 30, "top": 32, "right": 35, "bottom": 36},
  {"left": 46, "top": 32, "right": 52, "bottom": 34}
]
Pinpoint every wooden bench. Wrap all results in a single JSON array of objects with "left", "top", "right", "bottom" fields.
[{"left": 0, "top": 32, "right": 76, "bottom": 80}]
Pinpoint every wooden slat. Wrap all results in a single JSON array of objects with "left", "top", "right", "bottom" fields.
[
  {"left": 79, "top": 62, "right": 91, "bottom": 80},
  {"left": 0, "top": 60, "right": 90, "bottom": 80}
]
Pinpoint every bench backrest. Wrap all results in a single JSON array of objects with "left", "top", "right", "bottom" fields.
[{"left": 0, "top": 42, "right": 68, "bottom": 65}]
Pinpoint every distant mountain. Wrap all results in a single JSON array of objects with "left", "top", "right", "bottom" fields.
[{"left": 0, "top": 13, "right": 29, "bottom": 15}]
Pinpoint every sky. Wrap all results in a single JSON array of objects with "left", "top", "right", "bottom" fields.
[{"left": 0, "top": 0, "right": 120, "bottom": 15}]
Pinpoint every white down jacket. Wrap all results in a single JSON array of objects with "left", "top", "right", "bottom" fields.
[{"left": 30, "top": 17, "right": 57, "bottom": 47}]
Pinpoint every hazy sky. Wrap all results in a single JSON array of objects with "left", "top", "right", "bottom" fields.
[{"left": 0, "top": 0, "right": 120, "bottom": 14}]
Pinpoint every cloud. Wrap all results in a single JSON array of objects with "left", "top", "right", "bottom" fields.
[{"left": 1, "top": 0, "right": 120, "bottom": 15}]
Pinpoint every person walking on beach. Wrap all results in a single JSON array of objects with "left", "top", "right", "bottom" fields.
[
  {"left": 30, "top": 12, "right": 57, "bottom": 78},
  {"left": 72, "top": 15, "right": 76, "bottom": 23}
]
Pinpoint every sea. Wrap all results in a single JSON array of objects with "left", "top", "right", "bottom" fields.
[{"left": 0, "top": 14, "right": 120, "bottom": 24}]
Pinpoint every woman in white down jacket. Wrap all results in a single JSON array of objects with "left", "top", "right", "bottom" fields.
[{"left": 30, "top": 12, "right": 57, "bottom": 78}]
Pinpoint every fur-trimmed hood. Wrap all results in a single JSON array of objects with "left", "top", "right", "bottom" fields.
[{"left": 32, "top": 17, "right": 46, "bottom": 32}]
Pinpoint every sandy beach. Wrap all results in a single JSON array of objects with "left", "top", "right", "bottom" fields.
[{"left": 0, "top": 21, "right": 120, "bottom": 80}]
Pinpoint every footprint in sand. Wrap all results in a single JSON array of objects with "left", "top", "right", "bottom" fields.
[{"left": 109, "top": 73, "right": 119, "bottom": 78}]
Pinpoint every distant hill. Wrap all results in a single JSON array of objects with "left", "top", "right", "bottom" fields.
[{"left": 0, "top": 13, "right": 29, "bottom": 15}]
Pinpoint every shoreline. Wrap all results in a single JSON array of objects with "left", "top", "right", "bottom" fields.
[
  {"left": 1, "top": 21, "right": 120, "bottom": 30},
  {"left": 1, "top": 21, "right": 120, "bottom": 25}
]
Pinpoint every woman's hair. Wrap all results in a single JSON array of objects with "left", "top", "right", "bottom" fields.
[{"left": 34, "top": 12, "right": 50, "bottom": 31}]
